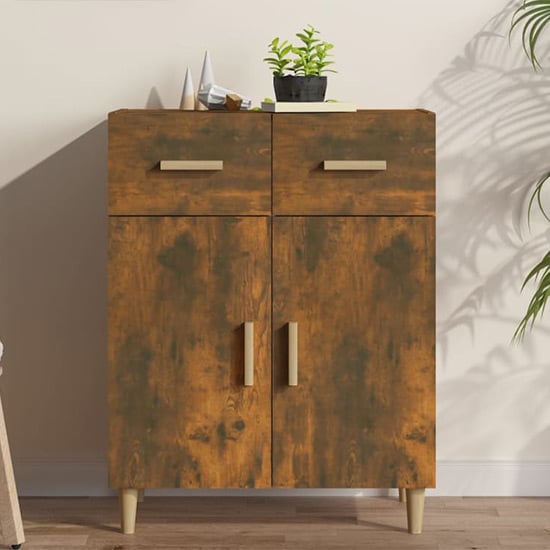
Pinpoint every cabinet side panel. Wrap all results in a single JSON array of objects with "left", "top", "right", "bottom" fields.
[
  {"left": 108, "top": 216, "right": 271, "bottom": 488},
  {"left": 272, "top": 217, "right": 435, "bottom": 488}
]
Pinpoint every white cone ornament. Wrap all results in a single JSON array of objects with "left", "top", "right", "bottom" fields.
[
  {"left": 197, "top": 50, "right": 215, "bottom": 110},
  {"left": 179, "top": 67, "right": 195, "bottom": 110}
]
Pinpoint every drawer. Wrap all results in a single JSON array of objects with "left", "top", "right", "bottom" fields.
[
  {"left": 109, "top": 110, "right": 271, "bottom": 215},
  {"left": 273, "top": 110, "right": 435, "bottom": 215}
]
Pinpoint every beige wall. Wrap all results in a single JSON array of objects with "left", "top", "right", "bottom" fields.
[{"left": 1, "top": 0, "right": 549, "bottom": 495}]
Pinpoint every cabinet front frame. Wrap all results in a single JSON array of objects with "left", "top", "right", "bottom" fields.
[{"left": 107, "top": 110, "right": 436, "bottom": 493}]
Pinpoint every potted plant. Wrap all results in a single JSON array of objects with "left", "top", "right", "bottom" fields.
[
  {"left": 509, "top": 1, "right": 550, "bottom": 341},
  {"left": 263, "top": 24, "right": 336, "bottom": 102}
]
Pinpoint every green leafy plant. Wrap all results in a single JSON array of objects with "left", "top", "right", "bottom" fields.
[
  {"left": 514, "top": 250, "right": 550, "bottom": 341},
  {"left": 513, "top": 171, "right": 550, "bottom": 342},
  {"left": 510, "top": 0, "right": 550, "bottom": 70},
  {"left": 263, "top": 38, "right": 293, "bottom": 76},
  {"left": 263, "top": 24, "right": 336, "bottom": 76},
  {"left": 509, "top": 0, "right": 550, "bottom": 341}
]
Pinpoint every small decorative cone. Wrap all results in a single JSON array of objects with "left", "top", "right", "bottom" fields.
[
  {"left": 197, "top": 50, "right": 215, "bottom": 110},
  {"left": 179, "top": 67, "right": 195, "bottom": 110}
]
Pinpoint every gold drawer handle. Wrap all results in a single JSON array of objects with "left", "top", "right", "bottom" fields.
[
  {"left": 160, "top": 160, "right": 224, "bottom": 171},
  {"left": 323, "top": 160, "right": 387, "bottom": 171},
  {"left": 244, "top": 322, "right": 254, "bottom": 386},
  {"left": 288, "top": 322, "right": 298, "bottom": 386}
]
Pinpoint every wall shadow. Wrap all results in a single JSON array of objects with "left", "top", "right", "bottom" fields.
[
  {"left": 0, "top": 122, "right": 108, "bottom": 460},
  {"left": 418, "top": 1, "right": 550, "bottom": 466}
]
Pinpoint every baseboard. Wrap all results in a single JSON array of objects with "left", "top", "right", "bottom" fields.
[
  {"left": 431, "top": 460, "right": 550, "bottom": 496},
  {"left": 12, "top": 459, "right": 550, "bottom": 497}
]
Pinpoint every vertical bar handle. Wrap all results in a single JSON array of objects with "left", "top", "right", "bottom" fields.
[
  {"left": 244, "top": 322, "right": 254, "bottom": 386},
  {"left": 288, "top": 322, "right": 298, "bottom": 386}
]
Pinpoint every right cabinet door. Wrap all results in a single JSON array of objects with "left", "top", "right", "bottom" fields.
[{"left": 272, "top": 216, "right": 435, "bottom": 489}]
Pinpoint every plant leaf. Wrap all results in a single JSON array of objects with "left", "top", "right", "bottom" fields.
[
  {"left": 510, "top": 1, "right": 550, "bottom": 69},
  {"left": 513, "top": 252, "right": 550, "bottom": 342},
  {"left": 527, "top": 171, "right": 550, "bottom": 228}
]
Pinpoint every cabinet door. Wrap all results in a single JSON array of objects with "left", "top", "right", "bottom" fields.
[
  {"left": 109, "top": 217, "right": 271, "bottom": 488},
  {"left": 273, "top": 217, "right": 435, "bottom": 488}
]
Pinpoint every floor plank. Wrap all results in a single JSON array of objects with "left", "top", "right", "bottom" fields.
[{"left": 7, "top": 496, "right": 550, "bottom": 549}]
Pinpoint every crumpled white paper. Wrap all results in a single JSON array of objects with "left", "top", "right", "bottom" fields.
[{"left": 198, "top": 84, "right": 251, "bottom": 110}]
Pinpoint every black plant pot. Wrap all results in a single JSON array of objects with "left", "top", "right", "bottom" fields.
[{"left": 273, "top": 75, "right": 327, "bottom": 102}]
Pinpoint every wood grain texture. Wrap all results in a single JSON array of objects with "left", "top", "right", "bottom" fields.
[
  {"left": 16, "top": 497, "right": 550, "bottom": 549},
  {"left": 0, "top": 396, "right": 24, "bottom": 546},
  {"left": 108, "top": 216, "right": 271, "bottom": 488},
  {"left": 272, "top": 217, "right": 435, "bottom": 488},
  {"left": 108, "top": 110, "right": 271, "bottom": 215},
  {"left": 273, "top": 110, "right": 435, "bottom": 215}
]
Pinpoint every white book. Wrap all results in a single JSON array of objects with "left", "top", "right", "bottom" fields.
[{"left": 261, "top": 101, "right": 357, "bottom": 113}]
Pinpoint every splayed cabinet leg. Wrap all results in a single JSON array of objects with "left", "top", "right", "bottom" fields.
[
  {"left": 119, "top": 489, "right": 138, "bottom": 534},
  {"left": 398, "top": 488, "right": 406, "bottom": 503},
  {"left": 406, "top": 488, "right": 425, "bottom": 534},
  {"left": 0, "top": 396, "right": 25, "bottom": 548}
]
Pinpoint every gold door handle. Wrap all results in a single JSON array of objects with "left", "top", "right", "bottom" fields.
[
  {"left": 288, "top": 322, "right": 298, "bottom": 386},
  {"left": 244, "top": 321, "right": 254, "bottom": 386},
  {"left": 323, "top": 160, "right": 387, "bottom": 171},
  {"left": 160, "top": 160, "right": 224, "bottom": 171}
]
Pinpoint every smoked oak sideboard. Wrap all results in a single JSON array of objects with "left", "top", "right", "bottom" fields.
[{"left": 108, "top": 109, "right": 435, "bottom": 535}]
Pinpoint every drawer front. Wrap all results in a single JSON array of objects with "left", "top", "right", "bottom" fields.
[
  {"left": 109, "top": 111, "right": 271, "bottom": 215},
  {"left": 273, "top": 110, "right": 435, "bottom": 215}
]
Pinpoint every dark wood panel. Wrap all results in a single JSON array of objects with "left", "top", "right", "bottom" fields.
[
  {"left": 108, "top": 217, "right": 271, "bottom": 488},
  {"left": 273, "top": 110, "right": 435, "bottom": 215},
  {"left": 108, "top": 110, "right": 271, "bottom": 215},
  {"left": 272, "top": 217, "right": 435, "bottom": 488}
]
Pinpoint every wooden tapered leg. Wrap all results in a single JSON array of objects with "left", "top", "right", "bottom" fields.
[
  {"left": 398, "top": 488, "right": 406, "bottom": 503},
  {"left": 0, "top": 396, "right": 24, "bottom": 548},
  {"left": 406, "top": 489, "right": 425, "bottom": 534},
  {"left": 119, "top": 489, "right": 138, "bottom": 534},
  {"left": 137, "top": 489, "right": 144, "bottom": 503}
]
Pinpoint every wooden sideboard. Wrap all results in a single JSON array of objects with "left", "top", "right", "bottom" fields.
[{"left": 108, "top": 109, "right": 435, "bottom": 535}]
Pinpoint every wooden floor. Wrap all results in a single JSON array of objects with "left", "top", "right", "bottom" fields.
[{"left": 10, "top": 496, "right": 550, "bottom": 549}]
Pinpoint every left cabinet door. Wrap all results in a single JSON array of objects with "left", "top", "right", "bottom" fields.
[{"left": 108, "top": 216, "right": 271, "bottom": 489}]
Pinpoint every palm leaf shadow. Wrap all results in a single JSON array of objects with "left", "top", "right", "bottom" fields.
[{"left": 420, "top": 1, "right": 550, "bottom": 360}]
